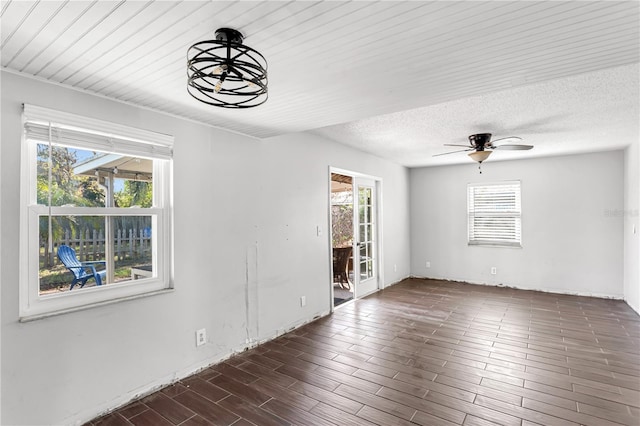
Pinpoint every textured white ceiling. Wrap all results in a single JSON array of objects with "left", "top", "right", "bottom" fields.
[
  {"left": 313, "top": 64, "right": 640, "bottom": 167},
  {"left": 1, "top": 1, "right": 639, "bottom": 167}
]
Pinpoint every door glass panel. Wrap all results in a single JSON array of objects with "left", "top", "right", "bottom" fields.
[{"left": 356, "top": 184, "right": 375, "bottom": 284}]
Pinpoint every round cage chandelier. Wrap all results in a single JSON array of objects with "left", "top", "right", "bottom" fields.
[{"left": 187, "top": 28, "right": 268, "bottom": 109}]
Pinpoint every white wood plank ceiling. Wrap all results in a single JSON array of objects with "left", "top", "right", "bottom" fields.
[{"left": 2, "top": 1, "right": 639, "bottom": 166}]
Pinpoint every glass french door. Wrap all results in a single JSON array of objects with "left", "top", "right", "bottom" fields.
[{"left": 353, "top": 177, "right": 378, "bottom": 297}]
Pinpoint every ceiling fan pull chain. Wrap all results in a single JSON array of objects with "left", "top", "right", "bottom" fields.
[{"left": 479, "top": 163, "right": 482, "bottom": 174}]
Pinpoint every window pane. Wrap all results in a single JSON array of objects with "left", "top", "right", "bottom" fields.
[
  {"left": 37, "top": 144, "right": 106, "bottom": 207},
  {"left": 39, "top": 215, "right": 154, "bottom": 295},
  {"left": 36, "top": 144, "right": 153, "bottom": 208},
  {"left": 359, "top": 224, "right": 367, "bottom": 242}
]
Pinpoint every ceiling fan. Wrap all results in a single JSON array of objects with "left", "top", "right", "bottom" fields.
[{"left": 434, "top": 133, "right": 533, "bottom": 173}]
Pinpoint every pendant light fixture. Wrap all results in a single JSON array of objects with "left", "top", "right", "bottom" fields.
[{"left": 187, "top": 28, "right": 268, "bottom": 108}]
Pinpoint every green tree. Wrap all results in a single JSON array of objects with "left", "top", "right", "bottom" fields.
[
  {"left": 78, "top": 178, "right": 105, "bottom": 206},
  {"left": 332, "top": 205, "right": 353, "bottom": 248},
  {"left": 114, "top": 180, "right": 152, "bottom": 208},
  {"left": 37, "top": 144, "right": 76, "bottom": 205}
]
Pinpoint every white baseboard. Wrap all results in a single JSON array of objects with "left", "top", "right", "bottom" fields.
[{"left": 409, "top": 275, "right": 624, "bottom": 300}]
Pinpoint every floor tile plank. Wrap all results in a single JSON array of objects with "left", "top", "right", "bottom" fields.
[{"left": 172, "top": 391, "right": 239, "bottom": 425}]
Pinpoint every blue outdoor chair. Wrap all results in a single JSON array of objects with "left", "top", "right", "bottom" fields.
[{"left": 57, "top": 245, "right": 106, "bottom": 290}]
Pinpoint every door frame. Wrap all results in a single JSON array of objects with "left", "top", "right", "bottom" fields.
[{"left": 328, "top": 167, "right": 384, "bottom": 312}]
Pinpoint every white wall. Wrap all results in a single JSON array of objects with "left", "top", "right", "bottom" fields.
[
  {"left": 624, "top": 141, "right": 640, "bottom": 313},
  {"left": 410, "top": 151, "right": 625, "bottom": 298},
  {"left": 0, "top": 71, "right": 410, "bottom": 425}
]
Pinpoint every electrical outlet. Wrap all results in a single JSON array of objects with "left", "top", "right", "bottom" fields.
[
  {"left": 394, "top": 264, "right": 397, "bottom": 272},
  {"left": 196, "top": 328, "right": 206, "bottom": 347},
  {"left": 300, "top": 296, "right": 306, "bottom": 307},
  {"left": 426, "top": 261, "right": 431, "bottom": 268},
  {"left": 491, "top": 267, "right": 497, "bottom": 275}
]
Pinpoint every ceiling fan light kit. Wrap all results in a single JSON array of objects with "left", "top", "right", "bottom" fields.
[
  {"left": 468, "top": 150, "right": 491, "bottom": 163},
  {"left": 187, "top": 28, "right": 268, "bottom": 108}
]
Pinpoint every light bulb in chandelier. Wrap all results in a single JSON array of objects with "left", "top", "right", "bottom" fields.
[
  {"left": 212, "top": 65, "right": 228, "bottom": 93},
  {"left": 214, "top": 71, "right": 227, "bottom": 93},
  {"left": 210, "top": 65, "right": 225, "bottom": 76}
]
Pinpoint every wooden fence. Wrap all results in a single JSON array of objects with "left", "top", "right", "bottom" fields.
[{"left": 41, "top": 228, "right": 151, "bottom": 267}]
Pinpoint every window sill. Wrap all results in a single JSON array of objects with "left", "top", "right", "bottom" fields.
[
  {"left": 19, "top": 288, "right": 174, "bottom": 323},
  {"left": 468, "top": 242, "right": 522, "bottom": 249}
]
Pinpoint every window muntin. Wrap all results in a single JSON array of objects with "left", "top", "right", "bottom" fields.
[
  {"left": 467, "top": 181, "right": 522, "bottom": 247},
  {"left": 21, "top": 105, "right": 172, "bottom": 319}
]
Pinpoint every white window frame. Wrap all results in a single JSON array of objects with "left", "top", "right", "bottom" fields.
[
  {"left": 20, "top": 105, "right": 173, "bottom": 320},
  {"left": 467, "top": 181, "right": 522, "bottom": 248}
]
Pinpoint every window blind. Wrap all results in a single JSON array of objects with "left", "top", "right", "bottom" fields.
[
  {"left": 23, "top": 104, "right": 173, "bottom": 160},
  {"left": 468, "top": 181, "right": 521, "bottom": 247}
]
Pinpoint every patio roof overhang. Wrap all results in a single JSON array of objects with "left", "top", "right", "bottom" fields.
[{"left": 73, "top": 153, "right": 152, "bottom": 181}]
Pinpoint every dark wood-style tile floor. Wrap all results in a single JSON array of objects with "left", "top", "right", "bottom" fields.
[{"left": 88, "top": 278, "right": 640, "bottom": 426}]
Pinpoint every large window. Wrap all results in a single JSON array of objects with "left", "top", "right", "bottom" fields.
[
  {"left": 467, "top": 181, "right": 522, "bottom": 248},
  {"left": 20, "top": 105, "right": 173, "bottom": 319}
]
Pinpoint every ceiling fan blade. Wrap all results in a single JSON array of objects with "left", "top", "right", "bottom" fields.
[
  {"left": 491, "top": 136, "right": 522, "bottom": 145},
  {"left": 433, "top": 148, "right": 473, "bottom": 157},
  {"left": 443, "top": 144, "right": 473, "bottom": 148},
  {"left": 493, "top": 144, "right": 533, "bottom": 151}
]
